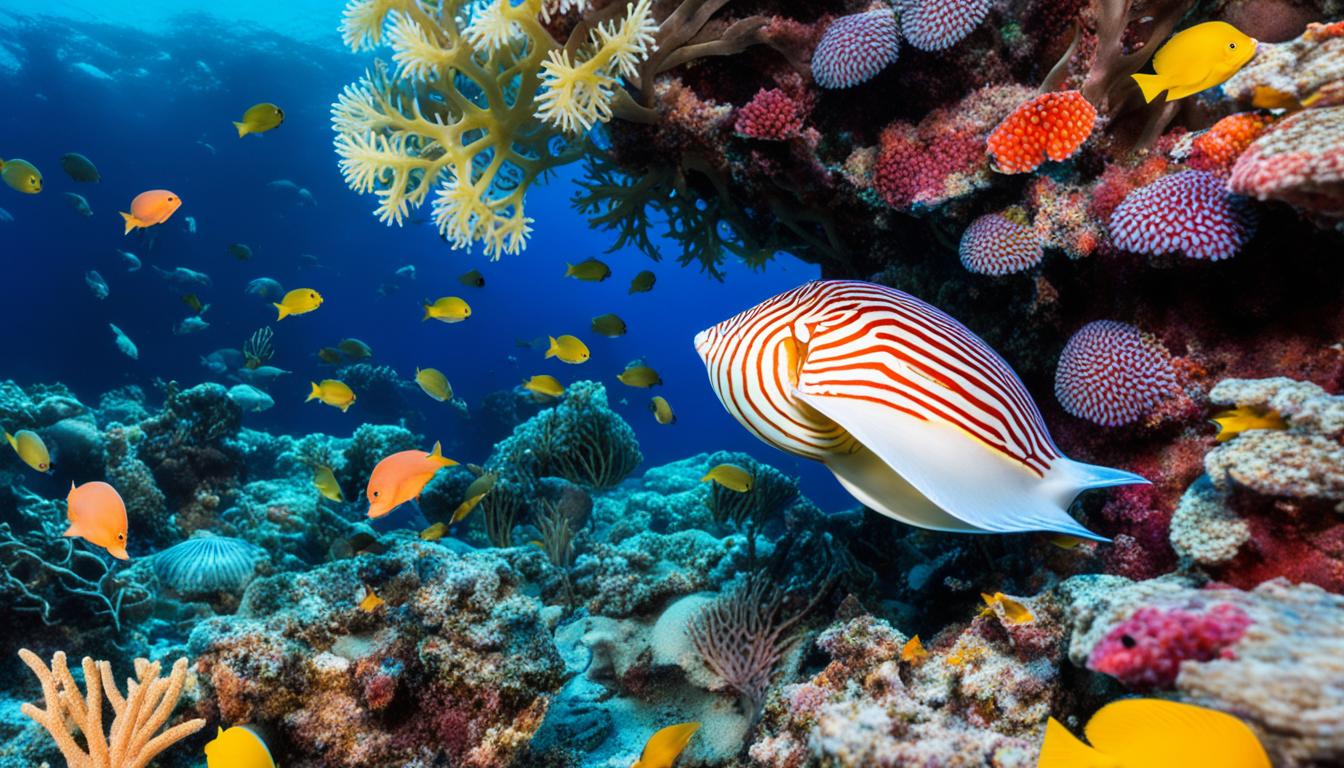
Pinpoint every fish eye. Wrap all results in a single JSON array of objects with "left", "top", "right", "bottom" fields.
[
  {"left": 373, "top": 490, "right": 380, "bottom": 497},
  {"left": 1120, "top": 634, "right": 1136, "bottom": 649},
  {"left": 116, "top": 533, "right": 125, "bottom": 541},
  {"left": 1228, "top": 42, "right": 1236, "bottom": 49},
  {"left": 310, "top": 292, "right": 316, "bottom": 298}
]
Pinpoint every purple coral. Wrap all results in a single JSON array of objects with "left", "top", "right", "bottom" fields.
[
  {"left": 900, "top": 0, "right": 991, "bottom": 52},
  {"left": 958, "top": 212, "right": 1044, "bottom": 275},
  {"left": 1054, "top": 320, "right": 1178, "bottom": 427},
  {"left": 811, "top": 9, "right": 900, "bottom": 89},
  {"left": 1087, "top": 604, "right": 1252, "bottom": 690},
  {"left": 687, "top": 575, "right": 808, "bottom": 706},
  {"left": 1108, "top": 170, "right": 1257, "bottom": 261}
]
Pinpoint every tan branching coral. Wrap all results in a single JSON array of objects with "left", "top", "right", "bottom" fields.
[{"left": 17, "top": 649, "right": 205, "bottom": 768}]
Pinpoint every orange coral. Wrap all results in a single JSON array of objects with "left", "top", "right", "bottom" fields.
[
  {"left": 986, "top": 90, "right": 1097, "bottom": 174},
  {"left": 1187, "top": 112, "right": 1276, "bottom": 177}
]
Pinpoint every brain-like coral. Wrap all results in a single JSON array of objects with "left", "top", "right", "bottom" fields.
[
  {"left": 899, "top": 0, "right": 991, "bottom": 52},
  {"left": 1229, "top": 105, "right": 1344, "bottom": 221},
  {"left": 1054, "top": 320, "right": 1178, "bottom": 427},
  {"left": 958, "top": 212, "right": 1044, "bottom": 275},
  {"left": 1109, "top": 170, "right": 1258, "bottom": 261},
  {"left": 1086, "top": 604, "right": 1252, "bottom": 690},
  {"left": 986, "top": 90, "right": 1096, "bottom": 174},
  {"left": 810, "top": 9, "right": 900, "bottom": 89}
]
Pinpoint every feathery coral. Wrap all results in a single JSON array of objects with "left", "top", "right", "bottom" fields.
[
  {"left": 810, "top": 9, "right": 900, "bottom": 90},
  {"left": 986, "top": 90, "right": 1096, "bottom": 174},
  {"left": 1109, "top": 170, "right": 1258, "bottom": 261},
  {"left": 958, "top": 212, "right": 1044, "bottom": 275},
  {"left": 1055, "top": 320, "right": 1178, "bottom": 427}
]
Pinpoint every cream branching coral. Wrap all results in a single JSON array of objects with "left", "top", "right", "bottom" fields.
[
  {"left": 18, "top": 648, "right": 205, "bottom": 768},
  {"left": 333, "top": 0, "right": 655, "bottom": 258}
]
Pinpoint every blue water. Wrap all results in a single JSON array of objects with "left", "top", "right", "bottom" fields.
[{"left": 0, "top": 6, "right": 847, "bottom": 510}]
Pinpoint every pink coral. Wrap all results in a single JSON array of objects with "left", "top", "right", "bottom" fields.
[
  {"left": 873, "top": 125, "right": 984, "bottom": 208},
  {"left": 810, "top": 9, "right": 900, "bottom": 89},
  {"left": 1187, "top": 112, "right": 1277, "bottom": 177},
  {"left": 1087, "top": 604, "right": 1252, "bottom": 690},
  {"left": 900, "top": 0, "right": 991, "bottom": 52},
  {"left": 958, "top": 212, "right": 1044, "bottom": 275},
  {"left": 735, "top": 88, "right": 806, "bottom": 140},
  {"left": 1054, "top": 320, "right": 1178, "bottom": 427},
  {"left": 1109, "top": 170, "right": 1257, "bottom": 261},
  {"left": 986, "top": 90, "right": 1097, "bottom": 174},
  {"left": 1229, "top": 106, "right": 1344, "bottom": 219}
]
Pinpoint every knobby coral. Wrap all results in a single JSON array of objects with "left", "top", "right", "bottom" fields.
[
  {"left": 986, "top": 90, "right": 1097, "bottom": 174},
  {"left": 958, "top": 211, "right": 1044, "bottom": 275},
  {"left": 1054, "top": 320, "right": 1178, "bottom": 427},
  {"left": 1109, "top": 170, "right": 1258, "bottom": 261}
]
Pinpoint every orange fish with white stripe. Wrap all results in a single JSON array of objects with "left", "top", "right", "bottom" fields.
[{"left": 694, "top": 280, "right": 1146, "bottom": 539}]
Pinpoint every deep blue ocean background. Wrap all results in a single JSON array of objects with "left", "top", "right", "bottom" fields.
[{"left": 0, "top": 3, "right": 849, "bottom": 510}]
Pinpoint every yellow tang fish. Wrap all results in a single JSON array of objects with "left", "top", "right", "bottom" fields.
[
  {"left": 564, "top": 258, "right": 611, "bottom": 282},
  {"left": 649, "top": 396, "right": 676, "bottom": 425},
  {"left": 979, "top": 592, "right": 1034, "bottom": 625},
  {"left": 423, "top": 296, "right": 471, "bottom": 323},
  {"left": 591, "top": 313, "right": 628, "bottom": 338},
  {"left": 121, "top": 189, "right": 181, "bottom": 235},
  {"left": 234, "top": 102, "right": 285, "bottom": 137},
  {"left": 5, "top": 430, "right": 51, "bottom": 473},
  {"left": 451, "top": 492, "right": 487, "bottom": 524},
  {"left": 702, "top": 464, "right": 753, "bottom": 493},
  {"left": 0, "top": 158, "right": 42, "bottom": 194},
  {"left": 1132, "top": 21, "right": 1257, "bottom": 103},
  {"left": 204, "top": 725, "right": 275, "bottom": 768},
  {"left": 629, "top": 270, "right": 655, "bottom": 294},
  {"left": 366, "top": 442, "right": 458, "bottom": 518},
  {"left": 274, "top": 288, "right": 323, "bottom": 320},
  {"left": 1039, "top": 699, "right": 1270, "bottom": 768},
  {"left": 524, "top": 375, "right": 564, "bottom": 398},
  {"left": 358, "top": 584, "right": 384, "bottom": 612},
  {"left": 545, "top": 335, "right": 590, "bottom": 364},
  {"left": 66, "top": 481, "right": 129, "bottom": 560},
  {"left": 420, "top": 522, "right": 449, "bottom": 541},
  {"left": 618, "top": 365, "right": 662, "bottom": 388},
  {"left": 313, "top": 464, "right": 344, "bottom": 502},
  {"left": 1211, "top": 405, "right": 1287, "bottom": 443},
  {"left": 307, "top": 380, "right": 356, "bottom": 412},
  {"left": 632, "top": 722, "right": 699, "bottom": 768},
  {"left": 459, "top": 269, "right": 485, "bottom": 287},
  {"left": 1048, "top": 534, "right": 1087, "bottom": 551},
  {"left": 415, "top": 367, "right": 453, "bottom": 402},
  {"left": 901, "top": 635, "right": 927, "bottom": 663}
]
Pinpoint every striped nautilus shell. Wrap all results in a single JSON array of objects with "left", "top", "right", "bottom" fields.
[{"left": 694, "top": 280, "right": 1145, "bottom": 539}]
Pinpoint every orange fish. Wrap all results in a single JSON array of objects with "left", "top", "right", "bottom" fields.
[
  {"left": 901, "top": 635, "right": 928, "bottom": 663},
  {"left": 365, "top": 441, "right": 458, "bottom": 518},
  {"left": 120, "top": 189, "right": 181, "bottom": 235},
  {"left": 979, "top": 592, "right": 1034, "bottom": 625},
  {"left": 65, "top": 481, "right": 129, "bottom": 559}
]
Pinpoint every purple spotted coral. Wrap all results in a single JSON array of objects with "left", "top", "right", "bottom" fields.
[
  {"left": 1054, "top": 320, "right": 1179, "bottom": 427},
  {"left": 811, "top": 9, "right": 900, "bottom": 89},
  {"left": 900, "top": 0, "right": 991, "bottom": 52},
  {"left": 1108, "top": 170, "right": 1257, "bottom": 261},
  {"left": 958, "top": 212, "right": 1044, "bottom": 275}
]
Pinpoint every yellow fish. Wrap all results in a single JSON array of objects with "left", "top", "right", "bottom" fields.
[
  {"left": 591, "top": 313, "right": 628, "bottom": 338},
  {"left": 181, "top": 293, "right": 206, "bottom": 314},
  {"left": 628, "top": 270, "right": 655, "bottom": 294},
  {"left": 415, "top": 367, "right": 453, "bottom": 402},
  {"left": 358, "top": 584, "right": 384, "bottom": 612},
  {"left": 451, "top": 492, "right": 487, "bottom": 524},
  {"left": 1048, "top": 534, "right": 1087, "bottom": 551},
  {"left": 523, "top": 375, "right": 565, "bottom": 398},
  {"left": 1212, "top": 405, "right": 1287, "bottom": 443},
  {"left": 423, "top": 296, "right": 471, "bottom": 323},
  {"left": 545, "top": 335, "right": 590, "bottom": 364},
  {"left": 5, "top": 430, "right": 51, "bottom": 473},
  {"left": 420, "top": 522, "right": 449, "bottom": 541},
  {"left": 274, "top": 288, "right": 323, "bottom": 320},
  {"left": 1039, "top": 699, "right": 1270, "bottom": 768},
  {"left": 459, "top": 269, "right": 485, "bottom": 287},
  {"left": 313, "top": 464, "right": 344, "bottom": 502},
  {"left": 900, "top": 635, "right": 927, "bottom": 663},
  {"left": 632, "top": 722, "right": 699, "bottom": 768},
  {"left": 649, "top": 396, "right": 676, "bottom": 425},
  {"left": 66, "top": 481, "right": 129, "bottom": 560},
  {"left": 1132, "top": 21, "right": 1257, "bottom": 103},
  {"left": 0, "top": 158, "right": 42, "bottom": 193},
  {"left": 464, "top": 471, "right": 498, "bottom": 500},
  {"left": 618, "top": 365, "right": 662, "bottom": 388},
  {"left": 204, "top": 725, "right": 275, "bottom": 768},
  {"left": 234, "top": 102, "right": 285, "bottom": 137},
  {"left": 307, "top": 380, "right": 356, "bottom": 412},
  {"left": 564, "top": 258, "right": 611, "bottom": 282},
  {"left": 366, "top": 442, "right": 458, "bottom": 518},
  {"left": 120, "top": 189, "right": 181, "bottom": 235},
  {"left": 701, "top": 464, "right": 753, "bottom": 493},
  {"left": 979, "top": 592, "right": 1034, "bottom": 625}
]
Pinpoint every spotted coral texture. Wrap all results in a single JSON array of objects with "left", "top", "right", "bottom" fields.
[
  {"left": 900, "top": 0, "right": 991, "bottom": 52},
  {"left": 986, "top": 90, "right": 1097, "bottom": 174},
  {"left": 810, "top": 9, "right": 901, "bottom": 89},
  {"left": 1086, "top": 604, "right": 1252, "bottom": 690},
  {"left": 1109, "top": 170, "right": 1257, "bottom": 261},
  {"left": 958, "top": 212, "right": 1044, "bottom": 275},
  {"left": 1187, "top": 112, "right": 1276, "bottom": 177},
  {"left": 734, "top": 88, "right": 806, "bottom": 140},
  {"left": 1228, "top": 105, "right": 1344, "bottom": 217},
  {"left": 1054, "top": 320, "right": 1178, "bottom": 427}
]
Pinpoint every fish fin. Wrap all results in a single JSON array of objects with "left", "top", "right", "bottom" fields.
[
  {"left": 341, "top": 402, "right": 352, "bottom": 413},
  {"left": 824, "top": 444, "right": 984, "bottom": 533},
  {"left": 1131, "top": 72, "right": 1167, "bottom": 103},
  {"left": 307, "top": 383, "right": 321, "bottom": 402},
  {"left": 422, "top": 304, "right": 432, "bottom": 321},
  {"left": 119, "top": 211, "right": 139, "bottom": 235},
  {"left": 1085, "top": 699, "right": 1270, "bottom": 767},
  {"left": 4, "top": 432, "right": 15, "bottom": 451},
  {"left": 427, "top": 440, "right": 457, "bottom": 468},
  {"left": 545, "top": 336, "right": 559, "bottom": 359},
  {"left": 564, "top": 262, "right": 575, "bottom": 276},
  {"left": 1038, "top": 717, "right": 1102, "bottom": 768},
  {"left": 274, "top": 302, "right": 290, "bottom": 320},
  {"left": 234, "top": 121, "right": 249, "bottom": 138}
]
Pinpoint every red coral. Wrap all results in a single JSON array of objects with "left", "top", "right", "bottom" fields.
[
  {"left": 1187, "top": 113, "right": 1276, "bottom": 177},
  {"left": 1088, "top": 156, "right": 1171, "bottom": 222},
  {"left": 873, "top": 125, "right": 983, "bottom": 208},
  {"left": 958, "top": 212, "right": 1044, "bottom": 275},
  {"left": 986, "top": 90, "right": 1097, "bottom": 174},
  {"left": 1054, "top": 320, "right": 1179, "bottom": 427},
  {"left": 810, "top": 9, "right": 900, "bottom": 89},
  {"left": 1087, "top": 604, "right": 1252, "bottom": 690},
  {"left": 1228, "top": 107, "right": 1344, "bottom": 217},
  {"left": 735, "top": 88, "right": 806, "bottom": 140},
  {"left": 901, "top": 0, "right": 991, "bottom": 52},
  {"left": 1109, "top": 170, "right": 1258, "bottom": 261}
]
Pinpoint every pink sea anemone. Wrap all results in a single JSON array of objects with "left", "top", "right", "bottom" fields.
[
  {"left": 811, "top": 9, "right": 901, "bottom": 89},
  {"left": 1054, "top": 320, "right": 1178, "bottom": 427},
  {"left": 1108, "top": 170, "right": 1257, "bottom": 261},
  {"left": 1087, "top": 604, "right": 1252, "bottom": 690}
]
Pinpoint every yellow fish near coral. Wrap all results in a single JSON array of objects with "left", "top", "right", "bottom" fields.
[
  {"left": 979, "top": 592, "right": 1034, "bottom": 625},
  {"left": 120, "top": 189, "right": 181, "bottom": 234},
  {"left": 205, "top": 725, "right": 275, "bottom": 768},
  {"left": 649, "top": 396, "right": 676, "bottom": 425},
  {"left": 451, "top": 492, "right": 488, "bottom": 524},
  {"left": 274, "top": 288, "right": 323, "bottom": 320},
  {"left": 0, "top": 158, "right": 42, "bottom": 193},
  {"left": 307, "top": 380, "right": 356, "bottom": 412},
  {"left": 66, "top": 481, "right": 129, "bottom": 560},
  {"left": 546, "top": 335, "right": 590, "bottom": 364},
  {"left": 313, "top": 465, "right": 344, "bottom": 502},
  {"left": 365, "top": 442, "right": 458, "bottom": 518},
  {"left": 1039, "top": 699, "right": 1270, "bottom": 768},
  {"left": 565, "top": 258, "right": 611, "bottom": 282},
  {"left": 901, "top": 635, "right": 928, "bottom": 663},
  {"left": 1132, "top": 21, "right": 1257, "bottom": 103},
  {"left": 524, "top": 375, "right": 565, "bottom": 398},
  {"left": 415, "top": 367, "right": 453, "bottom": 402},
  {"left": 234, "top": 102, "right": 285, "bottom": 137},
  {"left": 5, "top": 430, "right": 51, "bottom": 473},
  {"left": 358, "top": 584, "right": 384, "bottom": 612},
  {"left": 631, "top": 722, "right": 700, "bottom": 768},
  {"left": 420, "top": 522, "right": 449, "bottom": 541},
  {"left": 702, "top": 464, "right": 753, "bottom": 493},
  {"left": 1211, "top": 405, "right": 1287, "bottom": 443},
  {"left": 618, "top": 365, "right": 662, "bottom": 388},
  {"left": 423, "top": 296, "right": 471, "bottom": 323}
]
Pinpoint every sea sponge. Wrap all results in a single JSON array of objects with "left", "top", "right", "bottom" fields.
[
  {"left": 900, "top": 0, "right": 991, "bottom": 52},
  {"left": 810, "top": 9, "right": 900, "bottom": 89},
  {"left": 1109, "top": 170, "right": 1258, "bottom": 261},
  {"left": 986, "top": 90, "right": 1096, "bottom": 174},
  {"left": 1054, "top": 320, "right": 1178, "bottom": 427},
  {"left": 1228, "top": 105, "right": 1344, "bottom": 221},
  {"left": 1086, "top": 604, "right": 1252, "bottom": 690},
  {"left": 958, "top": 211, "right": 1044, "bottom": 275}
]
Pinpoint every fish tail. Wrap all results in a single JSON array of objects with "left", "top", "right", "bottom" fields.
[
  {"left": 545, "top": 336, "right": 559, "bottom": 359},
  {"left": 307, "top": 382, "right": 321, "bottom": 402},
  {"left": 1038, "top": 717, "right": 1105, "bottom": 768},
  {"left": 120, "top": 211, "right": 139, "bottom": 235},
  {"left": 428, "top": 440, "right": 457, "bottom": 468},
  {"left": 422, "top": 304, "right": 432, "bottom": 321},
  {"left": 4, "top": 432, "right": 15, "bottom": 452},
  {"left": 234, "top": 121, "right": 249, "bottom": 138},
  {"left": 1131, "top": 73, "right": 1167, "bottom": 103},
  {"left": 564, "top": 262, "right": 575, "bottom": 276},
  {"left": 274, "top": 302, "right": 290, "bottom": 320}
]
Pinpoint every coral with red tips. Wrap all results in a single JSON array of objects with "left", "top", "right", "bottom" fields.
[
  {"left": 734, "top": 88, "right": 806, "bottom": 140},
  {"left": 1054, "top": 320, "right": 1179, "bottom": 427},
  {"left": 1109, "top": 170, "right": 1258, "bottom": 261},
  {"left": 958, "top": 212, "right": 1044, "bottom": 275},
  {"left": 1086, "top": 604, "right": 1252, "bottom": 690},
  {"left": 810, "top": 9, "right": 900, "bottom": 90},
  {"left": 1186, "top": 112, "right": 1277, "bottom": 177},
  {"left": 986, "top": 90, "right": 1097, "bottom": 174},
  {"left": 900, "top": 0, "right": 992, "bottom": 52},
  {"left": 873, "top": 124, "right": 985, "bottom": 209},
  {"left": 1229, "top": 106, "right": 1344, "bottom": 220}
]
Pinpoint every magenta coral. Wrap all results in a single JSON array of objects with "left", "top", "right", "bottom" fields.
[
  {"left": 986, "top": 90, "right": 1097, "bottom": 174},
  {"left": 873, "top": 125, "right": 983, "bottom": 208},
  {"left": 810, "top": 9, "right": 900, "bottom": 89},
  {"left": 1087, "top": 604, "right": 1252, "bottom": 690},
  {"left": 1054, "top": 320, "right": 1178, "bottom": 427},
  {"left": 735, "top": 88, "right": 806, "bottom": 140},
  {"left": 1109, "top": 170, "right": 1257, "bottom": 261},
  {"left": 900, "top": 0, "right": 991, "bottom": 52},
  {"left": 1228, "top": 106, "right": 1344, "bottom": 218},
  {"left": 958, "top": 212, "right": 1044, "bottom": 275}
]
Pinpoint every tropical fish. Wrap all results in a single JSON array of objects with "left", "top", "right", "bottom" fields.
[
  {"left": 274, "top": 288, "right": 323, "bottom": 320},
  {"left": 60, "top": 152, "right": 100, "bottom": 182},
  {"left": 979, "top": 592, "right": 1034, "bottom": 625},
  {"left": 228, "top": 243, "right": 253, "bottom": 261},
  {"left": 307, "top": 380, "right": 356, "bottom": 412},
  {"left": 338, "top": 338, "right": 373, "bottom": 360},
  {"left": 1131, "top": 21, "right": 1257, "bottom": 103},
  {"left": 109, "top": 323, "right": 138, "bottom": 359},
  {"left": 451, "top": 493, "right": 487, "bottom": 524},
  {"left": 234, "top": 102, "right": 285, "bottom": 137},
  {"left": 464, "top": 471, "right": 498, "bottom": 501},
  {"left": 523, "top": 375, "right": 565, "bottom": 398},
  {"left": 66, "top": 481, "right": 129, "bottom": 559},
  {"left": 459, "top": 269, "right": 485, "bottom": 287},
  {"left": 1211, "top": 405, "right": 1287, "bottom": 443},
  {"left": 415, "top": 367, "right": 453, "bottom": 402},
  {"left": 900, "top": 635, "right": 927, "bottom": 663},
  {"left": 237, "top": 366, "right": 290, "bottom": 386},
  {"left": 318, "top": 347, "right": 343, "bottom": 364},
  {"left": 173, "top": 316, "right": 210, "bottom": 335},
  {"left": 227, "top": 384, "right": 274, "bottom": 412},
  {"left": 153, "top": 265, "right": 212, "bottom": 289},
  {"left": 5, "top": 430, "right": 51, "bottom": 473},
  {"left": 204, "top": 725, "right": 275, "bottom": 768},
  {"left": 629, "top": 270, "right": 655, "bottom": 294},
  {"left": 65, "top": 192, "right": 93, "bottom": 217},
  {"left": 702, "top": 464, "right": 753, "bottom": 492},
  {"left": 1039, "top": 699, "right": 1270, "bottom": 768},
  {"left": 85, "top": 270, "right": 109, "bottom": 300},
  {"left": 1049, "top": 534, "right": 1088, "bottom": 551},
  {"left": 181, "top": 293, "right": 207, "bottom": 314},
  {"left": 313, "top": 465, "right": 344, "bottom": 502},
  {"left": 545, "top": 335, "right": 590, "bottom": 364},
  {"left": 618, "top": 364, "right": 662, "bottom": 388},
  {"left": 0, "top": 158, "right": 42, "bottom": 193},
  {"left": 420, "top": 522, "right": 449, "bottom": 541},
  {"left": 650, "top": 396, "right": 676, "bottom": 425},
  {"left": 365, "top": 442, "right": 458, "bottom": 518},
  {"left": 592, "top": 313, "right": 628, "bottom": 338},
  {"left": 631, "top": 722, "right": 700, "bottom": 768},
  {"left": 358, "top": 584, "right": 384, "bottom": 612},
  {"left": 423, "top": 296, "right": 471, "bottom": 323},
  {"left": 695, "top": 281, "right": 1146, "bottom": 540},
  {"left": 245, "top": 277, "right": 284, "bottom": 302},
  {"left": 121, "top": 189, "right": 181, "bottom": 234},
  {"left": 564, "top": 258, "right": 611, "bottom": 282},
  {"left": 116, "top": 249, "right": 141, "bottom": 272}
]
